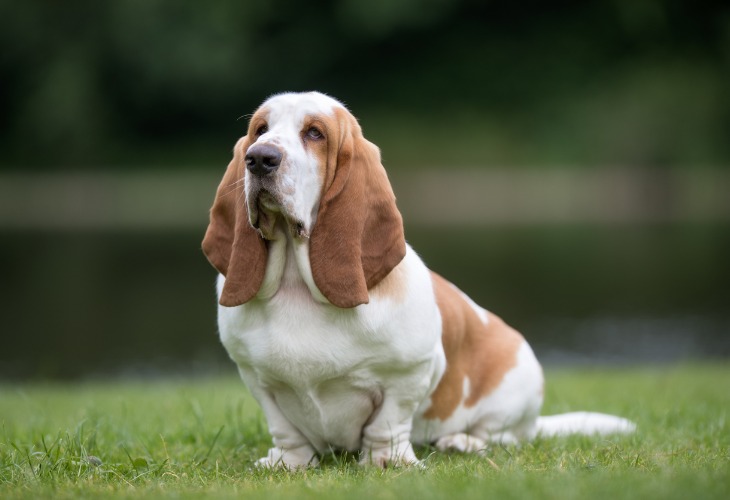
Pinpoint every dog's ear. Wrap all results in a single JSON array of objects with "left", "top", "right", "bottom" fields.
[
  {"left": 202, "top": 136, "right": 268, "bottom": 307},
  {"left": 309, "top": 109, "right": 406, "bottom": 308}
]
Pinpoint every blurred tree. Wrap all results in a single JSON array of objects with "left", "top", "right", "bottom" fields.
[{"left": 0, "top": 0, "right": 728, "bottom": 168}]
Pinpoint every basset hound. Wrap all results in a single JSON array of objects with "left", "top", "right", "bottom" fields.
[{"left": 202, "top": 91, "right": 634, "bottom": 469}]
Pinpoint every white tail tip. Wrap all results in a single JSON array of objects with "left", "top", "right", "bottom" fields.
[{"left": 537, "top": 412, "right": 636, "bottom": 437}]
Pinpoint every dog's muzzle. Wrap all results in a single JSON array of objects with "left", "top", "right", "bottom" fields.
[{"left": 245, "top": 144, "right": 282, "bottom": 177}]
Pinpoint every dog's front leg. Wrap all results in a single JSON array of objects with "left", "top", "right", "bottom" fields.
[
  {"left": 237, "top": 367, "right": 319, "bottom": 470},
  {"left": 359, "top": 378, "right": 425, "bottom": 468}
]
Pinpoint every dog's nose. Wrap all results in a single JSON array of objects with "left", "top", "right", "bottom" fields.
[{"left": 245, "top": 144, "right": 282, "bottom": 176}]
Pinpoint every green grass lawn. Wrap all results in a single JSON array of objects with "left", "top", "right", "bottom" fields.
[{"left": 1, "top": 364, "right": 728, "bottom": 499}]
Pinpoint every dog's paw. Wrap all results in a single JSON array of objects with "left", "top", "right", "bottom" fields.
[
  {"left": 359, "top": 442, "right": 423, "bottom": 469},
  {"left": 254, "top": 445, "right": 319, "bottom": 470},
  {"left": 435, "top": 433, "right": 488, "bottom": 454}
]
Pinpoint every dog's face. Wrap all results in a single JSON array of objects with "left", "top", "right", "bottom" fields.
[
  {"left": 243, "top": 92, "right": 343, "bottom": 241},
  {"left": 203, "top": 91, "right": 406, "bottom": 308}
]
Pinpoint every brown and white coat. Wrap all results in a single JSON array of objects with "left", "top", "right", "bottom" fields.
[{"left": 202, "top": 92, "right": 634, "bottom": 469}]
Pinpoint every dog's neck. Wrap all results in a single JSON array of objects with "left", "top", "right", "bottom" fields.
[{"left": 255, "top": 219, "right": 329, "bottom": 304}]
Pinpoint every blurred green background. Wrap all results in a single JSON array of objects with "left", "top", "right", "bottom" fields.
[{"left": 1, "top": 0, "right": 728, "bottom": 379}]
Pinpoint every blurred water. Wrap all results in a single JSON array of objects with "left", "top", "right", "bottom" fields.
[{"left": 0, "top": 224, "right": 728, "bottom": 379}]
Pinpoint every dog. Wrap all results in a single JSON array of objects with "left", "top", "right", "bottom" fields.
[{"left": 202, "top": 91, "right": 634, "bottom": 468}]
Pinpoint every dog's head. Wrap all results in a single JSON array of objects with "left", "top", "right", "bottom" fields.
[{"left": 202, "top": 92, "right": 406, "bottom": 308}]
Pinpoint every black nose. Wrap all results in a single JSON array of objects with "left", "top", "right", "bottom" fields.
[{"left": 245, "top": 144, "right": 282, "bottom": 176}]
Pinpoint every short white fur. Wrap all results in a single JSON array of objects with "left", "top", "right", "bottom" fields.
[{"left": 214, "top": 91, "right": 635, "bottom": 469}]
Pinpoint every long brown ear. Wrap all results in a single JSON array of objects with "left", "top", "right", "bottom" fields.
[
  {"left": 202, "top": 136, "right": 268, "bottom": 307},
  {"left": 309, "top": 111, "right": 406, "bottom": 308}
]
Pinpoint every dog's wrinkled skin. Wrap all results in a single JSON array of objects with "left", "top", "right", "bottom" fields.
[{"left": 202, "top": 92, "right": 635, "bottom": 469}]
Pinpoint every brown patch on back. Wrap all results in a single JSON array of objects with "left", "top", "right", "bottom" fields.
[{"left": 423, "top": 272, "right": 524, "bottom": 421}]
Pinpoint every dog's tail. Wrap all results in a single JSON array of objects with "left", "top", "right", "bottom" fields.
[{"left": 536, "top": 412, "right": 636, "bottom": 437}]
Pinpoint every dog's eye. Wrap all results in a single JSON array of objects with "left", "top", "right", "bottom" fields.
[
  {"left": 306, "top": 127, "right": 323, "bottom": 140},
  {"left": 255, "top": 124, "right": 268, "bottom": 137}
]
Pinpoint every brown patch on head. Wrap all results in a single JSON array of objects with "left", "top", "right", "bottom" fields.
[
  {"left": 423, "top": 272, "right": 524, "bottom": 421},
  {"left": 308, "top": 107, "right": 406, "bottom": 308},
  {"left": 248, "top": 106, "right": 270, "bottom": 137},
  {"left": 300, "top": 113, "right": 333, "bottom": 187},
  {"left": 203, "top": 96, "right": 406, "bottom": 309}
]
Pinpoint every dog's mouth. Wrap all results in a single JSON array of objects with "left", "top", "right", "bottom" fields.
[{"left": 248, "top": 188, "right": 309, "bottom": 240}]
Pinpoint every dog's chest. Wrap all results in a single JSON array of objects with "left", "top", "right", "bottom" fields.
[
  {"left": 221, "top": 286, "right": 374, "bottom": 378},
  {"left": 217, "top": 281, "right": 389, "bottom": 450}
]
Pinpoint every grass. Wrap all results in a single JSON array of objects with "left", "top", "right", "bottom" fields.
[{"left": 1, "top": 364, "right": 728, "bottom": 499}]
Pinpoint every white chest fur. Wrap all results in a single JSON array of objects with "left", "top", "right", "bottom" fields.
[{"left": 216, "top": 239, "right": 444, "bottom": 453}]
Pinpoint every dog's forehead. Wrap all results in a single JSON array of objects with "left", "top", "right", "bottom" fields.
[{"left": 259, "top": 92, "right": 344, "bottom": 127}]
